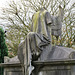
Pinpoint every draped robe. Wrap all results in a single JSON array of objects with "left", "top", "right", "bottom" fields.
[
  {"left": 18, "top": 6, "right": 64, "bottom": 75},
  {"left": 18, "top": 9, "right": 52, "bottom": 75}
]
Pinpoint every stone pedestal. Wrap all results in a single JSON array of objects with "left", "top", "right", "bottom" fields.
[
  {"left": 4, "top": 63, "right": 22, "bottom": 75},
  {"left": 0, "top": 59, "right": 75, "bottom": 75},
  {"left": 32, "top": 60, "right": 75, "bottom": 75},
  {"left": 0, "top": 46, "right": 75, "bottom": 75},
  {"left": 0, "top": 56, "right": 22, "bottom": 75}
]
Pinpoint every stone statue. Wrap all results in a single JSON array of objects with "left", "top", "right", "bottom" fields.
[
  {"left": 51, "top": 5, "right": 64, "bottom": 39},
  {"left": 18, "top": 6, "right": 64, "bottom": 75},
  {"left": 2, "top": 5, "right": 75, "bottom": 75}
]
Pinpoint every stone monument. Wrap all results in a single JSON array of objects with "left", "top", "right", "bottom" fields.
[
  {"left": 18, "top": 6, "right": 64, "bottom": 75},
  {"left": 1, "top": 6, "right": 75, "bottom": 75}
]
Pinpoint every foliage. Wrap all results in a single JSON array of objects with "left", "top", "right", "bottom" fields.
[
  {"left": 0, "top": 0, "right": 75, "bottom": 57},
  {"left": 0, "top": 26, "right": 8, "bottom": 62}
]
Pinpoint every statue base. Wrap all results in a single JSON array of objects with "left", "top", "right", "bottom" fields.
[{"left": 0, "top": 46, "right": 75, "bottom": 75}]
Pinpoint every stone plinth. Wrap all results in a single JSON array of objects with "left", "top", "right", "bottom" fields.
[
  {"left": 0, "top": 56, "right": 23, "bottom": 75},
  {"left": 32, "top": 59, "right": 75, "bottom": 75},
  {"left": 0, "top": 46, "right": 75, "bottom": 75},
  {"left": 0, "top": 62, "right": 22, "bottom": 75},
  {"left": 0, "top": 59, "right": 75, "bottom": 75}
]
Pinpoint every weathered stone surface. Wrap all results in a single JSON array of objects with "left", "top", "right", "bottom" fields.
[
  {"left": 9, "top": 56, "right": 20, "bottom": 63},
  {"left": 32, "top": 59, "right": 75, "bottom": 75},
  {"left": 1, "top": 46, "right": 75, "bottom": 75},
  {"left": 1, "top": 6, "right": 75, "bottom": 75},
  {"left": 32, "top": 46, "right": 75, "bottom": 75},
  {"left": 1, "top": 56, "right": 22, "bottom": 75},
  {"left": 38, "top": 46, "right": 75, "bottom": 61}
]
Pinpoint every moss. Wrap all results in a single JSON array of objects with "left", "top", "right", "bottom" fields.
[
  {"left": 40, "top": 10, "right": 48, "bottom": 36},
  {"left": 32, "top": 10, "right": 48, "bottom": 36},
  {"left": 33, "top": 11, "right": 40, "bottom": 32}
]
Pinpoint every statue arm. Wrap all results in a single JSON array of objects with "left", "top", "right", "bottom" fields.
[
  {"left": 51, "top": 6, "right": 64, "bottom": 37},
  {"left": 45, "top": 12, "right": 52, "bottom": 25},
  {"left": 58, "top": 5, "right": 64, "bottom": 22}
]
